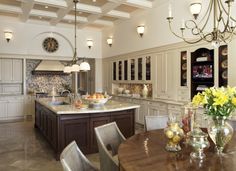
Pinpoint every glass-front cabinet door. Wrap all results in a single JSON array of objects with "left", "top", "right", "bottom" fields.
[
  {"left": 130, "top": 59, "right": 135, "bottom": 80},
  {"left": 113, "top": 62, "right": 116, "bottom": 81},
  {"left": 146, "top": 56, "right": 151, "bottom": 80},
  {"left": 124, "top": 60, "right": 128, "bottom": 80},
  {"left": 118, "top": 61, "right": 122, "bottom": 80},
  {"left": 138, "top": 58, "right": 143, "bottom": 80}
]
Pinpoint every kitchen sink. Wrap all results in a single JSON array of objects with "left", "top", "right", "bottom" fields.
[{"left": 49, "top": 101, "right": 70, "bottom": 106}]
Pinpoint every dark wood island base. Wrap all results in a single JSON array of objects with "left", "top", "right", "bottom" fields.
[{"left": 35, "top": 101, "right": 135, "bottom": 160}]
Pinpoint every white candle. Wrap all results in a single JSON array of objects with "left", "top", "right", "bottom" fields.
[
  {"left": 181, "top": 19, "right": 185, "bottom": 29},
  {"left": 168, "top": 4, "right": 172, "bottom": 18}
]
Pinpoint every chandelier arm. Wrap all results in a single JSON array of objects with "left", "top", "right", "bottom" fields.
[
  {"left": 167, "top": 21, "right": 186, "bottom": 39},
  {"left": 198, "top": 0, "right": 214, "bottom": 31},
  {"left": 221, "top": 0, "right": 231, "bottom": 33},
  {"left": 219, "top": 0, "right": 236, "bottom": 22}
]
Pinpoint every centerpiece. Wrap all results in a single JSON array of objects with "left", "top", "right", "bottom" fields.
[{"left": 192, "top": 86, "right": 236, "bottom": 154}]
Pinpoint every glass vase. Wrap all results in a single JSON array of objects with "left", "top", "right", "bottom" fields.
[{"left": 208, "top": 116, "right": 234, "bottom": 154}]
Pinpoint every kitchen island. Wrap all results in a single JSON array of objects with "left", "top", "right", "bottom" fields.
[{"left": 35, "top": 98, "right": 139, "bottom": 160}]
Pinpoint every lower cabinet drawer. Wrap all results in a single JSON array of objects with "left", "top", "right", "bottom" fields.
[{"left": 1, "top": 84, "right": 22, "bottom": 94}]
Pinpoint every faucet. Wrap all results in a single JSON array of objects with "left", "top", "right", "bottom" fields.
[{"left": 61, "top": 90, "right": 73, "bottom": 104}]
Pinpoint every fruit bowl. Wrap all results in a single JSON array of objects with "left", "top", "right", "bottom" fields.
[{"left": 83, "top": 94, "right": 112, "bottom": 106}]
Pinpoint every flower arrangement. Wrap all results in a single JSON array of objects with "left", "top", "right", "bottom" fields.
[{"left": 192, "top": 86, "right": 236, "bottom": 119}]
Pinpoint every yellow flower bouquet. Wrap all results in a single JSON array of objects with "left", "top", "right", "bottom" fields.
[{"left": 192, "top": 86, "right": 236, "bottom": 119}]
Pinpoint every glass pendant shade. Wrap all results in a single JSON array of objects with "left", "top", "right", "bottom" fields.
[
  {"left": 71, "top": 64, "right": 80, "bottom": 72},
  {"left": 190, "top": 3, "right": 202, "bottom": 16},
  {"left": 80, "top": 61, "right": 90, "bottom": 71},
  {"left": 107, "top": 38, "right": 113, "bottom": 46},
  {"left": 63, "top": 66, "right": 72, "bottom": 73},
  {"left": 137, "top": 26, "right": 145, "bottom": 37}
]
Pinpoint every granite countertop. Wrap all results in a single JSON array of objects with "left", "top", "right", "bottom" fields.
[
  {"left": 36, "top": 97, "right": 140, "bottom": 115},
  {"left": 112, "top": 94, "right": 187, "bottom": 105}
]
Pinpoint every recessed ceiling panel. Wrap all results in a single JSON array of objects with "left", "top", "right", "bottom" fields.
[
  {"left": 115, "top": 4, "right": 138, "bottom": 13},
  {"left": 79, "top": 0, "right": 108, "bottom": 7},
  {"left": 33, "top": 4, "right": 59, "bottom": 12}
]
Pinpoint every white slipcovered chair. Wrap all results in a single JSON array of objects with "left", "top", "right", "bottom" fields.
[
  {"left": 94, "top": 122, "right": 126, "bottom": 171},
  {"left": 145, "top": 115, "right": 168, "bottom": 131},
  {"left": 60, "top": 141, "right": 99, "bottom": 171}
]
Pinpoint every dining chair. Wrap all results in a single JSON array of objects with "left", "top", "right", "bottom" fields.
[
  {"left": 60, "top": 141, "right": 99, "bottom": 171},
  {"left": 145, "top": 115, "right": 168, "bottom": 131},
  {"left": 94, "top": 122, "right": 126, "bottom": 171}
]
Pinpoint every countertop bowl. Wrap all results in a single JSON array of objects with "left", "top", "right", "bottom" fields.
[{"left": 83, "top": 96, "right": 112, "bottom": 106}]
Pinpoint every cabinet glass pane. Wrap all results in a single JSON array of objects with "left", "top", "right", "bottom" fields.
[
  {"left": 138, "top": 58, "right": 142, "bottom": 80},
  {"left": 113, "top": 62, "right": 116, "bottom": 80},
  {"left": 146, "top": 56, "right": 151, "bottom": 80},
  {"left": 118, "top": 61, "right": 122, "bottom": 80},
  {"left": 131, "top": 59, "right": 135, "bottom": 80},
  {"left": 124, "top": 60, "right": 128, "bottom": 80}
]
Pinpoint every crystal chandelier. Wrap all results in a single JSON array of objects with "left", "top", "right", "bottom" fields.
[
  {"left": 64, "top": 0, "right": 90, "bottom": 73},
  {"left": 167, "top": 0, "right": 236, "bottom": 48}
]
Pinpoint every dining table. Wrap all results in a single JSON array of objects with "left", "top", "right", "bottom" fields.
[{"left": 118, "top": 129, "right": 236, "bottom": 171}]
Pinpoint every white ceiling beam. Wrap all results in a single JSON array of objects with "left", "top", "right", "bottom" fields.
[
  {"left": 20, "top": 0, "right": 35, "bottom": 22},
  {"left": 30, "top": 9, "right": 57, "bottom": 18},
  {"left": 50, "top": 0, "right": 74, "bottom": 25},
  {"left": 107, "top": 10, "right": 130, "bottom": 19},
  {"left": 78, "top": 1, "right": 125, "bottom": 29},
  {"left": 0, "top": 4, "right": 22, "bottom": 14},
  {"left": 108, "top": 0, "right": 153, "bottom": 9},
  {"left": 17, "top": 0, "right": 67, "bottom": 9},
  {"left": 64, "top": 15, "right": 88, "bottom": 23}
]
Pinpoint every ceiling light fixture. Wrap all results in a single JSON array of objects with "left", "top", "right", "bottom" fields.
[
  {"left": 4, "top": 31, "right": 13, "bottom": 42},
  {"left": 87, "top": 39, "right": 93, "bottom": 49},
  {"left": 137, "top": 26, "right": 145, "bottom": 37},
  {"left": 167, "top": 0, "right": 236, "bottom": 48},
  {"left": 107, "top": 38, "right": 113, "bottom": 47},
  {"left": 63, "top": 0, "right": 90, "bottom": 73},
  {"left": 45, "top": 5, "right": 48, "bottom": 9}
]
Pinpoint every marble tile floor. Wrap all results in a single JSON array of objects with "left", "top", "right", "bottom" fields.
[{"left": 0, "top": 120, "right": 144, "bottom": 171}]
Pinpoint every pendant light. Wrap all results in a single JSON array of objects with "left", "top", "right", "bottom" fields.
[{"left": 64, "top": 0, "right": 90, "bottom": 73}]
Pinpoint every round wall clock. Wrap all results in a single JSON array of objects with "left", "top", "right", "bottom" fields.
[{"left": 42, "top": 37, "right": 59, "bottom": 53}]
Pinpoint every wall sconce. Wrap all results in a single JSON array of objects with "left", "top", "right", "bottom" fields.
[
  {"left": 107, "top": 38, "right": 113, "bottom": 47},
  {"left": 87, "top": 39, "right": 93, "bottom": 49},
  {"left": 137, "top": 26, "right": 145, "bottom": 37},
  {"left": 4, "top": 31, "right": 13, "bottom": 42}
]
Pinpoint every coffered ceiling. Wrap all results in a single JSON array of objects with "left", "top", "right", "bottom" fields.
[{"left": 0, "top": 0, "right": 158, "bottom": 29}]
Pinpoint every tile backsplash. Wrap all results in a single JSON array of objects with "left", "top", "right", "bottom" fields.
[
  {"left": 116, "top": 83, "right": 152, "bottom": 97},
  {"left": 26, "top": 59, "right": 72, "bottom": 94}
]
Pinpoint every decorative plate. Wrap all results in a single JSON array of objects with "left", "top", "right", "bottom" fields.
[
  {"left": 182, "top": 63, "right": 187, "bottom": 70},
  {"left": 221, "top": 47, "right": 228, "bottom": 56},
  {"left": 221, "top": 59, "right": 228, "bottom": 69},
  {"left": 182, "top": 72, "right": 187, "bottom": 79},
  {"left": 182, "top": 54, "right": 187, "bottom": 60},
  {"left": 42, "top": 37, "right": 59, "bottom": 53},
  {"left": 222, "top": 71, "right": 228, "bottom": 80}
]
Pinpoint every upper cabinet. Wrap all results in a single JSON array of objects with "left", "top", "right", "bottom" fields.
[
  {"left": 112, "top": 56, "right": 152, "bottom": 83},
  {"left": 0, "top": 58, "right": 23, "bottom": 83}
]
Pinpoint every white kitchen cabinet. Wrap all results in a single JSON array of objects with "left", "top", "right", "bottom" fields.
[
  {"left": 7, "top": 100, "right": 24, "bottom": 118},
  {"left": 0, "top": 101, "right": 8, "bottom": 118},
  {"left": 2, "top": 84, "right": 22, "bottom": 94},
  {"left": 12, "top": 59, "right": 23, "bottom": 83},
  {"left": 0, "top": 59, "right": 23, "bottom": 84},
  {"left": 147, "top": 101, "right": 168, "bottom": 116},
  {"left": 131, "top": 99, "right": 148, "bottom": 124},
  {"left": 1, "top": 59, "right": 13, "bottom": 83},
  {"left": 155, "top": 51, "right": 178, "bottom": 100}
]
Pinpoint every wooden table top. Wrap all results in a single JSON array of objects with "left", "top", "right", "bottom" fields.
[{"left": 118, "top": 129, "right": 236, "bottom": 171}]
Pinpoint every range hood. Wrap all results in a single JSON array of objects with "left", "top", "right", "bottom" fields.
[{"left": 32, "top": 60, "right": 67, "bottom": 75}]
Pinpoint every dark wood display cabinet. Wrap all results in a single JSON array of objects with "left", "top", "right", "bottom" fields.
[
  {"left": 35, "top": 101, "right": 135, "bottom": 160},
  {"left": 191, "top": 48, "right": 214, "bottom": 99},
  {"left": 218, "top": 45, "right": 228, "bottom": 87}
]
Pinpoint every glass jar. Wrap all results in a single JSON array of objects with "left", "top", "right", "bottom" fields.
[
  {"left": 164, "top": 120, "right": 184, "bottom": 152},
  {"left": 189, "top": 128, "right": 209, "bottom": 159}
]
